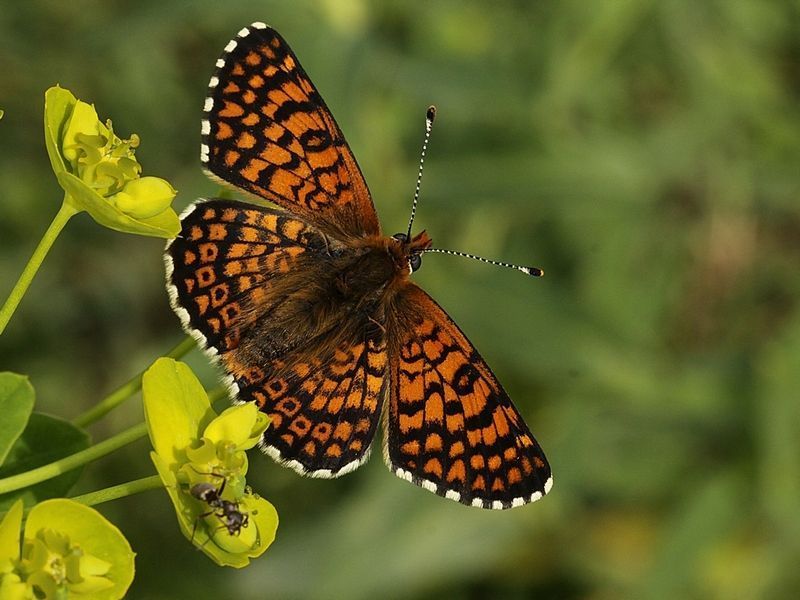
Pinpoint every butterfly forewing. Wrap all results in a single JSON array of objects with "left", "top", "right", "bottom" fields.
[
  {"left": 201, "top": 23, "right": 380, "bottom": 239},
  {"left": 386, "top": 285, "right": 552, "bottom": 509},
  {"left": 166, "top": 199, "right": 328, "bottom": 356}
]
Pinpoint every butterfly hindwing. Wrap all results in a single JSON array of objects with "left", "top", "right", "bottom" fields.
[
  {"left": 231, "top": 325, "right": 388, "bottom": 476},
  {"left": 385, "top": 284, "right": 552, "bottom": 509},
  {"left": 202, "top": 22, "right": 381, "bottom": 239}
]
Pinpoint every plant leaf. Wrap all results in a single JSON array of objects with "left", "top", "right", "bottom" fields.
[
  {"left": 0, "top": 373, "right": 35, "bottom": 467},
  {"left": 0, "top": 499, "right": 23, "bottom": 564},
  {"left": 142, "top": 358, "right": 216, "bottom": 466},
  {"left": 0, "top": 413, "right": 90, "bottom": 511},
  {"left": 43, "top": 86, "right": 75, "bottom": 177}
]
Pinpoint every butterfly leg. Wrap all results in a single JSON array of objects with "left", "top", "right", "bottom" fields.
[
  {"left": 320, "top": 233, "right": 333, "bottom": 257},
  {"left": 367, "top": 315, "right": 386, "bottom": 335}
]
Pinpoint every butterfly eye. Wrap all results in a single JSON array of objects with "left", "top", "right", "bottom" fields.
[
  {"left": 409, "top": 253, "right": 422, "bottom": 272},
  {"left": 392, "top": 233, "right": 409, "bottom": 243}
]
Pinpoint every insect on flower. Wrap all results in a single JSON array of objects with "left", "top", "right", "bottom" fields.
[{"left": 189, "top": 477, "right": 249, "bottom": 540}]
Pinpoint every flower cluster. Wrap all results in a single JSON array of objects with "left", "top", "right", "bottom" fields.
[
  {"left": 44, "top": 86, "right": 179, "bottom": 238},
  {"left": 0, "top": 499, "right": 134, "bottom": 599},
  {"left": 143, "top": 358, "right": 278, "bottom": 567}
]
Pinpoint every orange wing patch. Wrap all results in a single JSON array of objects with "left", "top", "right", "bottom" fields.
[
  {"left": 166, "top": 199, "right": 329, "bottom": 355},
  {"left": 232, "top": 328, "right": 388, "bottom": 476},
  {"left": 386, "top": 284, "right": 552, "bottom": 509},
  {"left": 202, "top": 23, "right": 380, "bottom": 239}
]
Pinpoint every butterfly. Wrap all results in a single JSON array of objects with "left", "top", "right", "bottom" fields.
[{"left": 165, "top": 22, "right": 552, "bottom": 509}]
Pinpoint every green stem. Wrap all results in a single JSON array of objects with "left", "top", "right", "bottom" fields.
[
  {"left": 0, "top": 199, "right": 79, "bottom": 335},
  {"left": 72, "top": 335, "right": 196, "bottom": 428},
  {"left": 0, "top": 422, "right": 148, "bottom": 496},
  {"left": 70, "top": 475, "right": 164, "bottom": 507}
]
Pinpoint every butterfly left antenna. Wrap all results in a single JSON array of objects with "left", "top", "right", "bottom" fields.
[{"left": 406, "top": 105, "right": 436, "bottom": 239}]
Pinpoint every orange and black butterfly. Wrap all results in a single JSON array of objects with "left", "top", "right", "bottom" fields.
[{"left": 165, "top": 22, "right": 552, "bottom": 509}]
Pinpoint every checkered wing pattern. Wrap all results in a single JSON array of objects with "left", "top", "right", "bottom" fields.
[
  {"left": 166, "top": 199, "right": 326, "bottom": 355},
  {"left": 230, "top": 326, "right": 388, "bottom": 476},
  {"left": 386, "top": 284, "right": 552, "bottom": 509},
  {"left": 201, "top": 22, "right": 381, "bottom": 239},
  {"left": 167, "top": 198, "right": 388, "bottom": 476}
]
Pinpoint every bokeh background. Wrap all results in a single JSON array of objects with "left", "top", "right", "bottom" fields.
[{"left": 2, "top": 1, "right": 800, "bottom": 598}]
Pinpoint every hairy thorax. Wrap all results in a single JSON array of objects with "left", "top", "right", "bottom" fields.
[{"left": 235, "top": 233, "right": 405, "bottom": 368}]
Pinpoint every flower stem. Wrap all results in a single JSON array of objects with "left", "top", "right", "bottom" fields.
[
  {"left": 70, "top": 475, "right": 164, "bottom": 507},
  {"left": 0, "top": 422, "right": 148, "bottom": 496},
  {"left": 0, "top": 199, "right": 79, "bottom": 335},
  {"left": 72, "top": 335, "right": 196, "bottom": 428}
]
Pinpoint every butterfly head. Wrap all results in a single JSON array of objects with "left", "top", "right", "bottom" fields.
[{"left": 391, "top": 231, "right": 432, "bottom": 274}]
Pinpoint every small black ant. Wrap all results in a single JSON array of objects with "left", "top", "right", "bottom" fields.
[{"left": 189, "top": 475, "right": 249, "bottom": 540}]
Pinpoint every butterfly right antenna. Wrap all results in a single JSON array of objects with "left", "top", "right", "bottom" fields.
[
  {"left": 406, "top": 106, "right": 544, "bottom": 279},
  {"left": 406, "top": 106, "right": 436, "bottom": 239},
  {"left": 420, "top": 247, "right": 544, "bottom": 277}
]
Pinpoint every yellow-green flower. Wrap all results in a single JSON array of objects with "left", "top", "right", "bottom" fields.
[
  {"left": 0, "top": 499, "right": 134, "bottom": 600},
  {"left": 44, "top": 86, "right": 179, "bottom": 238},
  {"left": 143, "top": 358, "right": 278, "bottom": 568}
]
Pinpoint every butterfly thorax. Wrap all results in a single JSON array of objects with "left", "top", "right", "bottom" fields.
[
  {"left": 311, "top": 229, "right": 432, "bottom": 318},
  {"left": 228, "top": 229, "right": 420, "bottom": 374}
]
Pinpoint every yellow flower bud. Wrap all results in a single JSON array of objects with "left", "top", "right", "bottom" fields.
[{"left": 112, "top": 177, "right": 177, "bottom": 219}]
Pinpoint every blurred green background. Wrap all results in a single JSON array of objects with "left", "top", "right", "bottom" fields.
[{"left": 2, "top": 1, "right": 800, "bottom": 598}]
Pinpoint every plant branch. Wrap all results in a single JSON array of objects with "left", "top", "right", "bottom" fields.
[
  {"left": 0, "top": 422, "right": 148, "bottom": 496},
  {"left": 72, "top": 335, "right": 196, "bottom": 428},
  {"left": 70, "top": 475, "right": 164, "bottom": 507},
  {"left": 0, "top": 199, "right": 78, "bottom": 335}
]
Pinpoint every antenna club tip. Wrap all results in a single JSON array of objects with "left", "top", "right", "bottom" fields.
[
  {"left": 426, "top": 105, "right": 437, "bottom": 123},
  {"left": 526, "top": 267, "right": 544, "bottom": 277}
]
